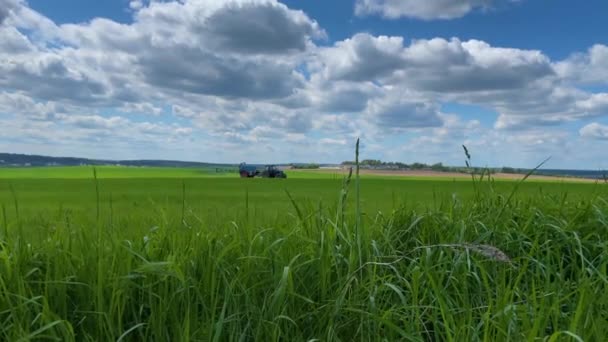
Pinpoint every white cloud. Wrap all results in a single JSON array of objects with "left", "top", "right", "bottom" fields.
[
  {"left": 493, "top": 88, "right": 608, "bottom": 130},
  {"left": 355, "top": 0, "right": 496, "bottom": 20},
  {"left": 314, "top": 34, "right": 554, "bottom": 92},
  {"left": 580, "top": 123, "right": 608, "bottom": 140},
  {"left": 3, "top": 0, "right": 59, "bottom": 40},
  {"left": 390, "top": 125, "right": 573, "bottom": 168},
  {"left": 365, "top": 92, "right": 444, "bottom": 130},
  {"left": 312, "top": 34, "right": 406, "bottom": 82},
  {"left": 314, "top": 34, "right": 608, "bottom": 132},
  {"left": 2, "top": 0, "right": 323, "bottom": 106},
  {"left": 172, "top": 104, "right": 197, "bottom": 119},
  {"left": 120, "top": 102, "right": 162, "bottom": 116},
  {"left": 406, "top": 39, "right": 553, "bottom": 92},
  {"left": 0, "top": 92, "right": 58, "bottom": 120},
  {"left": 555, "top": 44, "right": 608, "bottom": 85},
  {"left": 0, "top": 0, "right": 21, "bottom": 25},
  {"left": 576, "top": 93, "right": 608, "bottom": 114},
  {"left": 308, "top": 81, "right": 381, "bottom": 113},
  {"left": 1, "top": 111, "right": 193, "bottom": 149},
  {"left": 504, "top": 130, "right": 568, "bottom": 148},
  {"left": 0, "top": 0, "right": 607, "bottom": 167},
  {"left": 311, "top": 34, "right": 600, "bottom": 130},
  {"left": 319, "top": 138, "right": 348, "bottom": 146},
  {"left": 0, "top": 48, "right": 111, "bottom": 104},
  {"left": 398, "top": 113, "right": 481, "bottom": 156},
  {"left": 129, "top": 1, "right": 144, "bottom": 10},
  {"left": 56, "top": 114, "right": 129, "bottom": 130},
  {"left": 0, "top": 25, "right": 34, "bottom": 52},
  {"left": 197, "top": 1, "right": 325, "bottom": 54}
]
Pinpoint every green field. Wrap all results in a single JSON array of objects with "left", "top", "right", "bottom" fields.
[
  {"left": 0, "top": 166, "right": 236, "bottom": 179},
  {"left": 1, "top": 166, "right": 607, "bottom": 340}
]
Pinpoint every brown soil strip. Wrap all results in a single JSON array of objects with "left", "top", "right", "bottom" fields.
[{"left": 298, "top": 168, "right": 599, "bottom": 183}]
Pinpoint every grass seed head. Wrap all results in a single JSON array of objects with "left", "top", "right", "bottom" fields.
[{"left": 462, "top": 243, "right": 512, "bottom": 263}]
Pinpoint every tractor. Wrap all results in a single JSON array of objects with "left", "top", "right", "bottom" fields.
[
  {"left": 260, "top": 165, "right": 287, "bottom": 178},
  {"left": 239, "top": 163, "right": 259, "bottom": 177},
  {"left": 239, "top": 163, "right": 287, "bottom": 178}
]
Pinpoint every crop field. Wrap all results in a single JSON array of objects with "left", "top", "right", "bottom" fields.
[{"left": 1, "top": 166, "right": 607, "bottom": 341}]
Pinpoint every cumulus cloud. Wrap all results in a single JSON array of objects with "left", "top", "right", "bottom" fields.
[
  {"left": 504, "top": 130, "right": 568, "bottom": 148},
  {"left": 1, "top": 0, "right": 607, "bottom": 166},
  {"left": 404, "top": 39, "right": 553, "bottom": 92},
  {"left": 580, "top": 123, "right": 608, "bottom": 140},
  {"left": 403, "top": 113, "right": 481, "bottom": 147},
  {"left": 379, "top": 113, "right": 482, "bottom": 164},
  {"left": 355, "top": 0, "right": 495, "bottom": 20},
  {"left": 0, "top": 0, "right": 21, "bottom": 25},
  {"left": 4, "top": 0, "right": 59, "bottom": 39},
  {"left": 555, "top": 44, "right": 608, "bottom": 85},
  {"left": 493, "top": 88, "right": 608, "bottom": 130},
  {"left": 1, "top": 110, "right": 193, "bottom": 151},
  {"left": 0, "top": 25, "right": 33, "bottom": 52},
  {"left": 53, "top": 0, "right": 321, "bottom": 102},
  {"left": 313, "top": 34, "right": 406, "bottom": 82},
  {"left": 119, "top": 102, "right": 162, "bottom": 116},
  {"left": 0, "top": 0, "right": 327, "bottom": 152},
  {"left": 0, "top": 53, "right": 109, "bottom": 103},
  {"left": 314, "top": 34, "right": 554, "bottom": 92},
  {"left": 577, "top": 93, "right": 608, "bottom": 113},
  {"left": 311, "top": 33, "right": 598, "bottom": 130},
  {"left": 0, "top": 92, "right": 59, "bottom": 120},
  {"left": 139, "top": 51, "right": 305, "bottom": 99},
  {"left": 56, "top": 114, "right": 129, "bottom": 130},
  {"left": 129, "top": 0, "right": 144, "bottom": 11},
  {"left": 202, "top": 1, "right": 325, "bottom": 54},
  {"left": 365, "top": 93, "right": 444, "bottom": 130},
  {"left": 306, "top": 81, "right": 381, "bottom": 113},
  {"left": 0, "top": 0, "right": 322, "bottom": 105}
]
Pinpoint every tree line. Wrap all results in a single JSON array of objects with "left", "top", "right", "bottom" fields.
[{"left": 340, "top": 160, "right": 527, "bottom": 175}]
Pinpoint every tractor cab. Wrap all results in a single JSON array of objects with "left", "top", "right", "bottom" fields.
[
  {"left": 238, "top": 163, "right": 287, "bottom": 178},
  {"left": 261, "top": 165, "right": 287, "bottom": 178},
  {"left": 238, "top": 162, "right": 259, "bottom": 177}
]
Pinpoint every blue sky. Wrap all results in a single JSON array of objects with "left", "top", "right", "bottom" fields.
[{"left": 1, "top": 0, "right": 607, "bottom": 168}]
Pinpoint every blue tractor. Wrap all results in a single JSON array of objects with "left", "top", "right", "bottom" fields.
[{"left": 239, "top": 163, "right": 287, "bottom": 178}]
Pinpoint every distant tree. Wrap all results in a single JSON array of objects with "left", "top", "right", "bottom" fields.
[
  {"left": 431, "top": 162, "right": 446, "bottom": 171},
  {"left": 338, "top": 159, "right": 455, "bottom": 171},
  {"left": 410, "top": 162, "right": 427, "bottom": 170},
  {"left": 361, "top": 159, "right": 382, "bottom": 166},
  {"left": 291, "top": 163, "right": 320, "bottom": 169}
]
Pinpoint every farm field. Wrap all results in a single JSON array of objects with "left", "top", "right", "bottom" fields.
[
  {"left": 1, "top": 166, "right": 607, "bottom": 340},
  {"left": 0, "top": 166, "right": 602, "bottom": 222},
  {"left": 293, "top": 168, "right": 599, "bottom": 183},
  {"left": 0, "top": 166, "right": 236, "bottom": 179}
]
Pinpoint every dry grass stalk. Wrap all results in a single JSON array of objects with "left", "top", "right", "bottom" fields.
[{"left": 415, "top": 243, "right": 512, "bottom": 263}]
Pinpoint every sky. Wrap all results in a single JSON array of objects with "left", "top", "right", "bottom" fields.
[{"left": 0, "top": 0, "right": 607, "bottom": 169}]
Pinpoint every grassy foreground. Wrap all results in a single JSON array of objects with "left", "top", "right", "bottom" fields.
[{"left": 0, "top": 167, "right": 607, "bottom": 340}]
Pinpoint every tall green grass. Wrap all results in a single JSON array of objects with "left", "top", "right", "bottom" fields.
[{"left": 0, "top": 150, "right": 607, "bottom": 340}]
